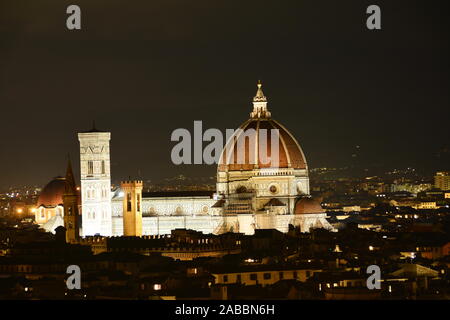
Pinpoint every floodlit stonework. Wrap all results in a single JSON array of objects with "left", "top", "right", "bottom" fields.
[
  {"left": 107, "top": 82, "right": 334, "bottom": 236},
  {"left": 37, "top": 82, "right": 334, "bottom": 237},
  {"left": 78, "top": 128, "right": 113, "bottom": 236}
]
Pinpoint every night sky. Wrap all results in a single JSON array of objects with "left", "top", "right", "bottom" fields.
[{"left": 0, "top": 0, "right": 449, "bottom": 189}]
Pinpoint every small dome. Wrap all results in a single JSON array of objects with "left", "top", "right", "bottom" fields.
[
  {"left": 294, "top": 197, "right": 324, "bottom": 214},
  {"left": 37, "top": 177, "right": 67, "bottom": 207}
]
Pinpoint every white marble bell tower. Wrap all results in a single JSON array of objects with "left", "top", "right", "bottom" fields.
[{"left": 78, "top": 124, "right": 112, "bottom": 236}]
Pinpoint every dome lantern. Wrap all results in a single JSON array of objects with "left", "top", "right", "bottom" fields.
[
  {"left": 250, "top": 81, "right": 271, "bottom": 119},
  {"left": 219, "top": 82, "right": 308, "bottom": 172}
]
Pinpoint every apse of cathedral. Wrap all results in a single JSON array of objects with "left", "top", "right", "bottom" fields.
[{"left": 35, "top": 82, "right": 334, "bottom": 238}]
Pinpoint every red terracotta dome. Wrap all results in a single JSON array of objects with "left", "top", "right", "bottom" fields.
[
  {"left": 37, "top": 177, "right": 67, "bottom": 207},
  {"left": 218, "top": 82, "right": 307, "bottom": 172},
  {"left": 294, "top": 197, "right": 324, "bottom": 214}
]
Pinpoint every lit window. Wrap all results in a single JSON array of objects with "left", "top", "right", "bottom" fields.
[{"left": 153, "top": 284, "right": 161, "bottom": 291}]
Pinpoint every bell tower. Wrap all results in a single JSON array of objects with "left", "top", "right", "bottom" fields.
[
  {"left": 121, "top": 180, "right": 143, "bottom": 237},
  {"left": 63, "top": 157, "right": 80, "bottom": 243},
  {"left": 78, "top": 123, "right": 113, "bottom": 236}
]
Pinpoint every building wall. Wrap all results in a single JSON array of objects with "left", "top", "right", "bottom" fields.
[
  {"left": 217, "top": 168, "right": 309, "bottom": 205},
  {"left": 112, "top": 215, "right": 225, "bottom": 236},
  {"left": 112, "top": 212, "right": 332, "bottom": 236},
  {"left": 35, "top": 206, "right": 62, "bottom": 225},
  {"left": 212, "top": 269, "right": 320, "bottom": 287},
  {"left": 435, "top": 172, "right": 450, "bottom": 190},
  {"left": 112, "top": 197, "right": 217, "bottom": 217}
]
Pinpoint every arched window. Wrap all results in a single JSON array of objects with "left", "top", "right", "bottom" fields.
[{"left": 87, "top": 160, "right": 94, "bottom": 175}]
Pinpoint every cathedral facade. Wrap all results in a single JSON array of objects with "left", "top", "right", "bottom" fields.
[{"left": 36, "top": 82, "right": 334, "bottom": 237}]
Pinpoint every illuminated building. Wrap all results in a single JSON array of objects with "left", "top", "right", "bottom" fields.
[
  {"left": 121, "top": 180, "right": 143, "bottom": 237},
  {"left": 78, "top": 127, "right": 113, "bottom": 236},
  {"left": 37, "top": 82, "right": 334, "bottom": 236},
  {"left": 435, "top": 171, "right": 450, "bottom": 190},
  {"left": 35, "top": 177, "right": 66, "bottom": 233}
]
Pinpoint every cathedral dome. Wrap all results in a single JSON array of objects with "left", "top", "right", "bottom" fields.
[
  {"left": 218, "top": 82, "right": 307, "bottom": 172},
  {"left": 37, "top": 177, "right": 67, "bottom": 207},
  {"left": 294, "top": 197, "right": 324, "bottom": 214}
]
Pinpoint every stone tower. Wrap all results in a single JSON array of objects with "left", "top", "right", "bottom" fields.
[
  {"left": 121, "top": 180, "right": 143, "bottom": 237},
  {"left": 78, "top": 124, "right": 112, "bottom": 236},
  {"left": 63, "top": 157, "right": 80, "bottom": 243}
]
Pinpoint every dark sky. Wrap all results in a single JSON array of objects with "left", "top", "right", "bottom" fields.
[{"left": 0, "top": 0, "right": 449, "bottom": 189}]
